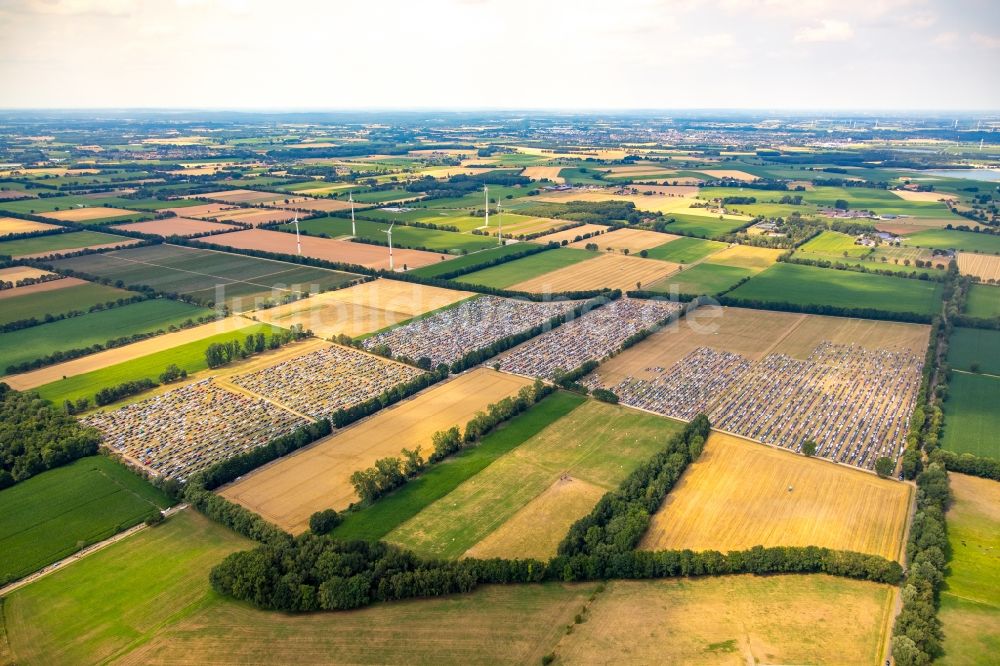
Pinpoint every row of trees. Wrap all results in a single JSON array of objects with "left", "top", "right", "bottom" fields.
[
  {"left": 718, "top": 295, "right": 935, "bottom": 325},
  {"left": 204, "top": 326, "right": 307, "bottom": 369},
  {"left": 64, "top": 364, "right": 188, "bottom": 415},
  {"left": 1, "top": 293, "right": 146, "bottom": 334},
  {"left": 0, "top": 383, "right": 101, "bottom": 489}
]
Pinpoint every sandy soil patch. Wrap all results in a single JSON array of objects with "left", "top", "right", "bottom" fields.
[
  {"left": 568, "top": 227, "right": 678, "bottom": 253},
  {"left": 957, "top": 251, "right": 1000, "bottom": 283},
  {"left": 0, "top": 276, "right": 85, "bottom": 300},
  {"left": 252, "top": 278, "right": 474, "bottom": 338},
  {"left": 892, "top": 189, "right": 958, "bottom": 203},
  {"left": 511, "top": 253, "right": 680, "bottom": 293},
  {"left": 111, "top": 217, "right": 239, "bottom": 237},
  {"left": 463, "top": 476, "right": 606, "bottom": 560},
  {"left": 531, "top": 224, "right": 609, "bottom": 245},
  {"left": 521, "top": 166, "right": 564, "bottom": 183},
  {"left": 198, "top": 228, "right": 441, "bottom": 271},
  {"left": 641, "top": 431, "right": 911, "bottom": 561},
  {"left": 3, "top": 316, "right": 256, "bottom": 391},
  {"left": 220, "top": 368, "right": 533, "bottom": 531},
  {"left": 40, "top": 207, "right": 141, "bottom": 222},
  {"left": 0, "top": 217, "right": 60, "bottom": 236}
]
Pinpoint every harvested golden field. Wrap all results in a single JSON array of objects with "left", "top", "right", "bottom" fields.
[
  {"left": 707, "top": 244, "right": 784, "bottom": 269},
  {"left": 533, "top": 189, "right": 698, "bottom": 215},
  {"left": 415, "top": 166, "right": 495, "bottom": 178},
  {"left": 200, "top": 189, "right": 295, "bottom": 205},
  {"left": 552, "top": 576, "right": 894, "bottom": 665},
  {"left": 198, "top": 228, "right": 441, "bottom": 271},
  {"left": 483, "top": 215, "right": 571, "bottom": 238},
  {"left": 0, "top": 216, "right": 60, "bottom": 236},
  {"left": 530, "top": 223, "right": 608, "bottom": 245},
  {"left": 221, "top": 368, "right": 533, "bottom": 532},
  {"left": 0, "top": 275, "right": 85, "bottom": 300},
  {"left": 252, "top": 278, "right": 474, "bottom": 338},
  {"left": 590, "top": 307, "right": 929, "bottom": 386},
  {"left": 627, "top": 184, "right": 699, "bottom": 196},
  {"left": 698, "top": 168, "right": 758, "bottom": 181},
  {"left": 568, "top": 227, "right": 678, "bottom": 253},
  {"left": 463, "top": 476, "right": 606, "bottom": 560},
  {"left": 279, "top": 198, "right": 371, "bottom": 213},
  {"left": 640, "top": 432, "right": 911, "bottom": 561},
  {"left": 111, "top": 217, "right": 239, "bottom": 237},
  {"left": 166, "top": 203, "right": 239, "bottom": 218},
  {"left": 3, "top": 315, "right": 257, "bottom": 391},
  {"left": 40, "top": 206, "right": 140, "bottom": 222},
  {"left": 521, "top": 166, "right": 564, "bottom": 182},
  {"left": 212, "top": 208, "right": 298, "bottom": 226},
  {"left": 956, "top": 251, "right": 1000, "bottom": 282},
  {"left": 876, "top": 218, "right": 958, "bottom": 234},
  {"left": 606, "top": 165, "right": 676, "bottom": 176},
  {"left": 511, "top": 253, "right": 679, "bottom": 293},
  {"left": 892, "top": 189, "right": 958, "bottom": 203},
  {"left": 0, "top": 265, "right": 57, "bottom": 284}
]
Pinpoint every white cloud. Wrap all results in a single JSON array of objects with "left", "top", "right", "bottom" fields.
[
  {"left": 793, "top": 18, "right": 855, "bottom": 42},
  {"left": 932, "top": 31, "right": 958, "bottom": 46},
  {"left": 972, "top": 32, "right": 1000, "bottom": 49}
]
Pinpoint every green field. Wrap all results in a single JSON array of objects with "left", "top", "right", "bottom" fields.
[
  {"left": 0, "top": 194, "right": 194, "bottom": 214},
  {"left": 409, "top": 243, "right": 538, "bottom": 278},
  {"left": 0, "top": 455, "right": 172, "bottom": 585},
  {"left": 35, "top": 322, "right": 282, "bottom": 406},
  {"left": 940, "top": 372, "right": 1000, "bottom": 458},
  {"left": 420, "top": 184, "right": 534, "bottom": 208},
  {"left": 648, "top": 262, "right": 753, "bottom": 296},
  {"left": 947, "top": 327, "right": 1000, "bottom": 376},
  {"left": 644, "top": 236, "right": 726, "bottom": 263},
  {"left": 0, "top": 281, "right": 132, "bottom": 326},
  {"left": 796, "top": 231, "right": 872, "bottom": 259},
  {"left": 0, "top": 298, "right": 210, "bottom": 373},
  {"left": 349, "top": 188, "right": 414, "bottom": 204},
  {"left": 798, "top": 185, "right": 956, "bottom": 219},
  {"left": 904, "top": 228, "right": 1000, "bottom": 254},
  {"left": 47, "top": 244, "right": 359, "bottom": 310},
  {"left": 287, "top": 216, "right": 495, "bottom": 254},
  {"left": 332, "top": 391, "right": 586, "bottom": 542},
  {"left": 386, "top": 400, "right": 684, "bottom": 559},
  {"left": 456, "top": 247, "right": 592, "bottom": 289},
  {"left": 964, "top": 284, "right": 1000, "bottom": 319},
  {"left": 727, "top": 262, "right": 943, "bottom": 315},
  {"left": 0, "top": 230, "right": 132, "bottom": 257},
  {"left": 664, "top": 213, "right": 748, "bottom": 239},
  {"left": 938, "top": 474, "right": 1000, "bottom": 664},
  {"left": 362, "top": 207, "right": 487, "bottom": 232}
]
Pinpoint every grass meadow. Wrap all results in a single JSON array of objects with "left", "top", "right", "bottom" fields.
[
  {"left": 456, "top": 247, "right": 593, "bottom": 289},
  {"left": 408, "top": 244, "right": 538, "bottom": 278},
  {"left": 0, "top": 230, "right": 132, "bottom": 257},
  {"left": 940, "top": 372, "right": 1000, "bottom": 458},
  {"left": 946, "top": 327, "right": 1000, "bottom": 376},
  {"left": 904, "top": 228, "right": 1000, "bottom": 255},
  {"left": 964, "top": 284, "right": 1000, "bottom": 319},
  {"left": 663, "top": 213, "right": 747, "bottom": 238},
  {"left": 644, "top": 237, "right": 726, "bottom": 263},
  {"left": 288, "top": 216, "right": 496, "bottom": 254},
  {"left": 648, "top": 262, "right": 752, "bottom": 296},
  {"left": 0, "top": 456, "right": 172, "bottom": 585},
  {"left": 0, "top": 281, "right": 132, "bottom": 326}
]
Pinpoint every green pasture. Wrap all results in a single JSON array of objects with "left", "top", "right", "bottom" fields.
[{"left": 455, "top": 247, "right": 592, "bottom": 289}]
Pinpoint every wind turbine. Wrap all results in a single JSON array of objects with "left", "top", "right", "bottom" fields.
[
  {"left": 349, "top": 191, "right": 356, "bottom": 236},
  {"left": 293, "top": 214, "right": 302, "bottom": 256},
  {"left": 382, "top": 222, "right": 395, "bottom": 271},
  {"left": 483, "top": 184, "right": 489, "bottom": 228},
  {"left": 497, "top": 200, "right": 503, "bottom": 246}
]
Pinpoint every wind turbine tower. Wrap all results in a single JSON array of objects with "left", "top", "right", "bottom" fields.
[
  {"left": 497, "top": 200, "right": 503, "bottom": 246},
  {"left": 382, "top": 222, "right": 395, "bottom": 271},
  {"left": 484, "top": 184, "right": 490, "bottom": 228},
  {"left": 349, "top": 192, "right": 356, "bottom": 236},
  {"left": 293, "top": 214, "right": 302, "bottom": 256}
]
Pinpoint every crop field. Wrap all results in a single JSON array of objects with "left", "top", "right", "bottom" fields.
[
  {"left": 0, "top": 216, "right": 59, "bottom": 236},
  {"left": 200, "top": 189, "right": 291, "bottom": 205},
  {"left": 408, "top": 244, "right": 532, "bottom": 278},
  {"left": 198, "top": 227, "right": 443, "bottom": 271},
  {"left": 456, "top": 247, "right": 593, "bottom": 289},
  {"left": 567, "top": 227, "right": 678, "bottom": 253},
  {"left": 940, "top": 372, "right": 1000, "bottom": 458},
  {"left": 211, "top": 208, "right": 298, "bottom": 226},
  {"left": 0, "top": 298, "right": 210, "bottom": 374},
  {"left": 288, "top": 215, "right": 496, "bottom": 254},
  {"left": 800, "top": 186, "right": 955, "bottom": 219},
  {"left": 510, "top": 253, "right": 679, "bottom": 293},
  {"left": 33, "top": 322, "right": 281, "bottom": 406},
  {"left": 0, "top": 455, "right": 171, "bottom": 585},
  {"left": 551, "top": 576, "right": 894, "bottom": 666},
  {"left": 282, "top": 198, "right": 366, "bottom": 213},
  {"left": 957, "top": 251, "right": 1000, "bottom": 282},
  {"left": 0, "top": 193, "right": 175, "bottom": 215},
  {"left": 39, "top": 206, "right": 145, "bottom": 223},
  {"left": 663, "top": 212, "right": 749, "bottom": 238},
  {"left": 704, "top": 244, "right": 783, "bottom": 269},
  {"left": 111, "top": 217, "right": 240, "bottom": 237},
  {"left": 586, "top": 307, "right": 930, "bottom": 470},
  {"left": 649, "top": 262, "right": 752, "bottom": 296},
  {"left": 253, "top": 278, "right": 473, "bottom": 338},
  {"left": 727, "top": 262, "right": 943, "bottom": 315},
  {"left": 0, "top": 265, "right": 53, "bottom": 285},
  {"left": 530, "top": 223, "right": 609, "bottom": 245},
  {"left": 0, "top": 230, "right": 137, "bottom": 258},
  {"left": 0, "top": 280, "right": 130, "bottom": 326},
  {"left": 387, "top": 400, "right": 684, "bottom": 560},
  {"left": 904, "top": 228, "right": 1000, "bottom": 254},
  {"left": 640, "top": 432, "right": 911, "bottom": 560},
  {"left": 332, "top": 390, "right": 587, "bottom": 542},
  {"left": 964, "top": 284, "right": 1000, "bottom": 319},
  {"left": 46, "top": 244, "right": 361, "bottom": 310},
  {"left": 796, "top": 230, "right": 872, "bottom": 259},
  {"left": 644, "top": 236, "right": 726, "bottom": 263},
  {"left": 521, "top": 165, "right": 564, "bottom": 181},
  {"left": 168, "top": 202, "right": 239, "bottom": 218},
  {"left": 946, "top": 327, "right": 1000, "bottom": 375},
  {"left": 222, "top": 368, "right": 533, "bottom": 532},
  {"left": 361, "top": 207, "right": 489, "bottom": 231},
  {"left": 939, "top": 474, "right": 1000, "bottom": 664},
  {"left": 479, "top": 214, "right": 570, "bottom": 238}
]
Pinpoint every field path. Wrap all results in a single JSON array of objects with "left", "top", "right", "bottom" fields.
[{"left": 0, "top": 504, "right": 187, "bottom": 598}]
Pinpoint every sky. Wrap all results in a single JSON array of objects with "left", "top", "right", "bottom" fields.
[{"left": 0, "top": 0, "right": 998, "bottom": 111}]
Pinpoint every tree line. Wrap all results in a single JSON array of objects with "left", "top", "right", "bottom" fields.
[{"left": 205, "top": 326, "right": 307, "bottom": 369}]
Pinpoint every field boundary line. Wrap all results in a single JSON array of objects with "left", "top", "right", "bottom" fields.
[
  {"left": 0, "top": 504, "right": 187, "bottom": 598},
  {"left": 953, "top": 368, "right": 1000, "bottom": 380}
]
